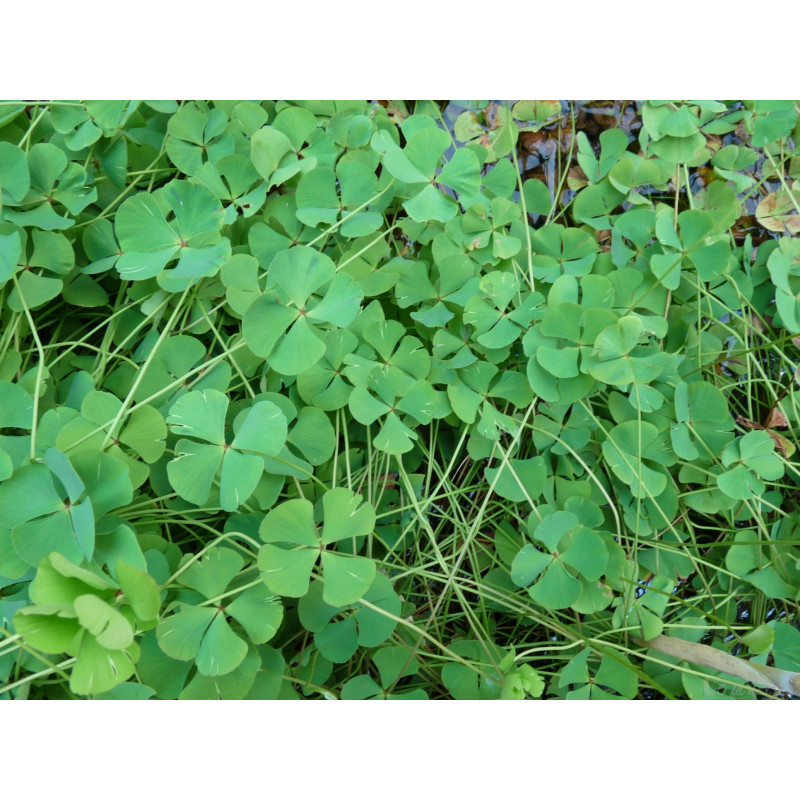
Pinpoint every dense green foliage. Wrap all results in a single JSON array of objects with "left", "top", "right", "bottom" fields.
[{"left": 1, "top": 100, "right": 799, "bottom": 700}]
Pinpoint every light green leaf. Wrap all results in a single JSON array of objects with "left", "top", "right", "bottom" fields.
[
  {"left": 116, "top": 560, "right": 161, "bottom": 622},
  {"left": 257, "top": 544, "right": 318, "bottom": 598},
  {"left": 74, "top": 595, "right": 134, "bottom": 650},
  {"left": 167, "top": 389, "right": 228, "bottom": 445},
  {"left": 226, "top": 584, "right": 283, "bottom": 644},
  {"left": 167, "top": 440, "right": 223, "bottom": 507},
  {"left": 195, "top": 612, "right": 249, "bottom": 676},
  {"left": 321, "top": 488, "right": 375, "bottom": 544},
  {"left": 319, "top": 553, "right": 376, "bottom": 607},
  {"left": 156, "top": 605, "right": 217, "bottom": 661}
]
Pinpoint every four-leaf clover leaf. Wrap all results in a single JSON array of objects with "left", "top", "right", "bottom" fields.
[
  {"left": 156, "top": 547, "right": 283, "bottom": 677},
  {"left": 166, "top": 389, "right": 287, "bottom": 511},
  {"left": 258, "top": 488, "right": 376, "bottom": 606}
]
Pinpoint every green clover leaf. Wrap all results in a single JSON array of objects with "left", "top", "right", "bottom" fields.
[
  {"left": 463, "top": 271, "right": 539, "bottom": 350},
  {"left": 51, "top": 101, "right": 134, "bottom": 151},
  {"left": 166, "top": 389, "right": 287, "bottom": 511},
  {"left": 156, "top": 547, "right": 283, "bottom": 677},
  {"left": 530, "top": 223, "right": 599, "bottom": 284},
  {"left": 2, "top": 143, "right": 96, "bottom": 230},
  {"left": 585, "top": 315, "right": 662, "bottom": 391},
  {"left": 297, "top": 573, "right": 401, "bottom": 664},
  {"left": 296, "top": 329, "right": 359, "bottom": 410},
  {"left": 651, "top": 207, "right": 731, "bottom": 290},
  {"left": 193, "top": 154, "right": 267, "bottom": 220},
  {"left": 441, "top": 639, "right": 508, "bottom": 700},
  {"left": 447, "top": 361, "right": 532, "bottom": 441},
  {"left": 13, "top": 552, "right": 159, "bottom": 695},
  {"left": 258, "top": 488, "right": 376, "bottom": 605},
  {"left": 114, "top": 179, "right": 231, "bottom": 290},
  {"left": 670, "top": 380, "right": 734, "bottom": 462},
  {"left": 55, "top": 390, "right": 167, "bottom": 489},
  {"left": 296, "top": 161, "right": 388, "bottom": 237},
  {"left": 717, "top": 431, "right": 785, "bottom": 500},
  {"left": 0, "top": 450, "right": 120, "bottom": 567},
  {"left": 2, "top": 227, "right": 75, "bottom": 312},
  {"left": 343, "top": 319, "right": 431, "bottom": 386},
  {"left": 511, "top": 511, "right": 608, "bottom": 611},
  {"left": 349, "top": 368, "right": 443, "bottom": 455},
  {"left": 242, "top": 246, "right": 363, "bottom": 375},
  {"left": 602, "top": 420, "right": 669, "bottom": 499},
  {"left": 165, "top": 103, "right": 234, "bottom": 177},
  {"left": 340, "top": 645, "right": 427, "bottom": 700}
]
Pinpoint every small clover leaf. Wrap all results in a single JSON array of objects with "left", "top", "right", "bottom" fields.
[
  {"left": 530, "top": 223, "right": 599, "bottom": 284},
  {"left": 584, "top": 316, "right": 663, "bottom": 394},
  {"left": 651, "top": 206, "right": 731, "bottom": 290},
  {"left": 343, "top": 319, "right": 430, "bottom": 386},
  {"left": 441, "top": 639, "right": 508, "bottom": 700},
  {"left": 242, "top": 246, "right": 363, "bottom": 375},
  {"left": 602, "top": 420, "right": 670, "bottom": 499},
  {"left": 253, "top": 106, "right": 337, "bottom": 189},
  {"left": 372, "top": 122, "right": 482, "bottom": 223},
  {"left": 558, "top": 649, "right": 638, "bottom": 699},
  {"left": 501, "top": 664, "right": 545, "bottom": 700},
  {"left": 297, "top": 574, "right": 401, "bottom": 664},
  {"left": 131, "top": 334, "right": 231, "bottom": 407},
  {"left": 392, "top": 255, "right": 478, "bottom": 329},
  {"left": 463, "top": 271, "right": 539, "bottom": 350},
  {"left": 642, "top": 102, "right": 710, "bottom": 166},
  {"left": 2, "top": 227, "right": 75, "bottom": 313},
  {"left": 447, "top": 361, "right": 532, "bottom": 441},
  {"left": 2, "top": 143, "right": 96, "bottom": 230},
  {"left": 670, "top": 381, "right": 734, "bottom": 462},
  {"left": 296, "top": 161, "right": 387, "bottom": 237},
  {"left": 165, "top": 102, "right": 234, "bottom": 177},
  {"left": 349, "top": 368, "right": 443, "bottom": 455},
  {"left": 51, "top": 101, "right": 135, "bottom": 151},
  {"left": 511, "top": 511, "right": 608, "bottom": 611},
  {"left": 114, "top": 180, "right": 231, "bottom": 290},
  {"left": 1, "top": 451, "right": 97, "bottom": 567},
  {"left": 258, "top": 488, "right": 376, "bottom": 605},
  {"left": 296, "top": 329, "right": 359, "bottom": 410},
  {"left": 577, "top": 128, "right": 630, "bottom": 184},
  {"left": 194, "top": 154, "right": 267, "bottom": 221},
  {"left": 56, "top": 390, "right": 167, "bottom": 489},
  {"left": 156, "top": 547, "right": 283, "bottom": 677},
  {"left": 717, "top": 431, "right": 785, "bottom": 500},
  {"left": 571, "top": 179, "right": 626, "bottom": 230},
  {"left": 340, "top": 645, "right": 427, "bottom": 700},
  {"left": 485, "top": 456, "right": 547, "bottom": 504},
  {"left": 166, "top": 389, "right": 287, "bottom": 511},
  {"left": 461, "top": 197, "right": 522, "bottom": 259}
]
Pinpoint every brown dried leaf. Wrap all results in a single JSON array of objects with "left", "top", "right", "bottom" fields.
[
  {"left": 738, "top": 408, "right": 790, "bottom": 431},
  {"left": 520, "top": 130, "right": 547, "bottom": 152},
  {"left": 567, "top": 166, "right": 588, "bottom": 191},
  {"left": 766, "top": 430, "right": 795, "bottom": 459},
  {"left": 766, "top": 407, "right": 789, "bottom": 429},
  {"left": 597, "top": 229, "right": 612, "bottom": 249},
  {"left": 756, "top": 189, "right": 800, "bottom": 234},
  {"left": 735, "top": 121, "right": 751, "bottom": 142}
]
